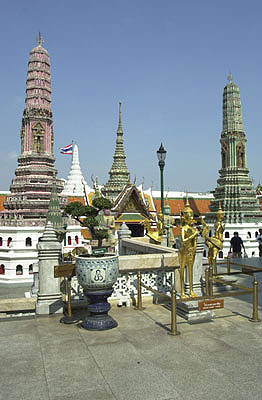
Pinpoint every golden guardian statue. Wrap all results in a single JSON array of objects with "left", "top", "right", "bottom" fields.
[
  {"left": 201, "top": 203, "right": 225, "bottom": 275},
  {"left": 178, "top": 196, "right": 199, "bottom": 298}
]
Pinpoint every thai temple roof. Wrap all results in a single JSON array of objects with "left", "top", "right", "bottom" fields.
[
  {"left": 62, "top": 144, "right": 90, "bottom": 196},
  {"left": 151, "top": 191, "right": 213, "bottom": 199}
]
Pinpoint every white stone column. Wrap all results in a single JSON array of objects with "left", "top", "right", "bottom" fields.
[
  {"left": 185, "top": 235, "right": 205, "bottom": 296},
  {"left": 117, "top": 222, "right": 131, "bottom": 255},
  {"left": 35, "top": 222, "right": 63, "bottom": 315}
]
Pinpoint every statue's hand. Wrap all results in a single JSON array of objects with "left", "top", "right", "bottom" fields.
[{"left": 192, "top": 228, "right": 199, "bottom": 237}]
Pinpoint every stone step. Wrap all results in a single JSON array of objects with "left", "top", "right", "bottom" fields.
[{"left": 0, "top": 297, "right": 36, "bottom": 312}]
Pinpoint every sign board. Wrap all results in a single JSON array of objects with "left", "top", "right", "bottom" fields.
[
  {"left": 54, "top": 264, "right": 76, "bottom": 278},
  {"left": 92, "top": 247, "right": 107, "bottom": 256},
  {"left": 198, "top": 299, "right": 224, "bottom": 311}
]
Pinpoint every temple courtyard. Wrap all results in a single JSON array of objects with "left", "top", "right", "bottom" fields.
[{"left": 1, "top": 266, "right": 262, "bottom": 400}]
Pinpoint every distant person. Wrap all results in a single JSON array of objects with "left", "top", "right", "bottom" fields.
[
  {"left": 256, "top": 229, "right": 262, "bottom": 257},
  {"left": 229, "top": 232, "right": 245, "bottom": 258}
]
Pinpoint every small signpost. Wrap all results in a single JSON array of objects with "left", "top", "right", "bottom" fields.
[
  {"left": 198, "top": 299, "right": 224, "bottom": 311},
  {"left": 54, "top": 264, "right": 78, "bottom": 324},
  {"left": 54, "top": 264, "right": 76, "bottom": 279}
]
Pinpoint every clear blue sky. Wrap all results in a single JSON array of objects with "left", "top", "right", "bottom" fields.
[{"left": 0, "top": 0, "right": 262, "bottom": 192}]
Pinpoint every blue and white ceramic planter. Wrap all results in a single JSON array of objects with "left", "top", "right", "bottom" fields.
[
  {"left": 76, "top": 254, "right": 119, "bottom": 291},
  {"left": 75, "top": 254, "right": 119, "bottom": 330}
]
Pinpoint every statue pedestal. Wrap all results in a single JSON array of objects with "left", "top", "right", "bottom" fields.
[{"left": 176, "top": 300, "right": 214, "bottom": 323}]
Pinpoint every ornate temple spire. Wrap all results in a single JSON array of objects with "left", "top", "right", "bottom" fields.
[
  {"left": 222, "top": 73, "right": 244, "bottom": 135},
  {"left": 206, "top": 75, "right": 262, "bottom": 224},
  {"left": 37, "top": 32, "right": 43, "bottom": 46},
  {"left": 20, "top": 34, "right": 53, "bottom": 156},
  {"left": 117, "top": 101, "right": 123, "bottom": 133},
  {"left": 62, "top": 144, "right": 88, "bottom": 195},
  {"left": 46, "top": 179, "right": 63, "bottom": 229},
  {"left": 220, "top": 74, "right": 246, "bottom": 170},
  {"left": 102, "top": 102, "right": 130, "bottom": 202},
  {"left": 25, "top": 36, "right": 51, "bottom": 113},
  {"left": 2, "top": 36, "right": 65, "bottom": 221}
]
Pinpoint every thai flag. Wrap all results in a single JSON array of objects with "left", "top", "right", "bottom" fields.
[{"left": 60, "top": 143, "right": 73, "bottom": 154}]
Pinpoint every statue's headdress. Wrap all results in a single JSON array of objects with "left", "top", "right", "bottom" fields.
[
  {"left": 183, "top": 193, "right": 193, "bottom": 214},
  {"left": 216, "top": 202, "right": 224, "bottom": 218}
]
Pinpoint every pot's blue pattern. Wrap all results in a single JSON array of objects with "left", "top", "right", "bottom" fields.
[{"left": 76, "top": 254, "right": 119, "bottom": 290}]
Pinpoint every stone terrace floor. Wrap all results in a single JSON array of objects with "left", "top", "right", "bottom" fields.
[{"left": 1, "top": 261, "right": 262, "bottom": 400}]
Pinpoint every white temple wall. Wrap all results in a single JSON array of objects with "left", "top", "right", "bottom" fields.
[
  {"left": 0, "top": 224, "right": 86, "bottom": 283},
  {"left": 206, "top": 222, "right": 261, "bottom": 258}
]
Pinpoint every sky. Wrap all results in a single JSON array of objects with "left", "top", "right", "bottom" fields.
[{"left": 0, "top": 0, "right": 262, "bottom": 193}]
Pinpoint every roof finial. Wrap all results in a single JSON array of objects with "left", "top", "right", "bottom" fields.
[
  {"left": 117, "top": 101, "right": 123, "bottom": 133},
  {"left": 228, "top": 72, "right": 232, "bottom": 83},
  {"left": 37, "top": 32, "right": 43, "bottom": 46}
]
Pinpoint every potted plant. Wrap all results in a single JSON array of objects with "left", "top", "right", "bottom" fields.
[{"left": 65, "top": 197, "right": 119, "bottom": 330}]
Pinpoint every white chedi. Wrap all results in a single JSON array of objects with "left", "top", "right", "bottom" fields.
[{"left": 62, "top": 144, "right": 90, "bottom": 196}]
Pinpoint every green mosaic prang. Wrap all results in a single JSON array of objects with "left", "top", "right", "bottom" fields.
[
  {"left": 206, "top": 75, "right": 262, "bottom": 224},
  {"left": 102, "top": 102, "right": 130, "bottom": 202}
]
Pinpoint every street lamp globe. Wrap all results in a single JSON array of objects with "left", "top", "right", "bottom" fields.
[
  {"left": 157, "top": 143, "right": 167, "bottom": 162},
  {"left": 156, "top": 143, "right": 167, "bottom": 213}
]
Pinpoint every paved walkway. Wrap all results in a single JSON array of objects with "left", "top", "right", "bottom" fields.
[
  {"left": 1, "top": 288, "right": 262, "bottom": 400},
  {"left": 1, "top": 259, "right": 262, "bottom": 400}
]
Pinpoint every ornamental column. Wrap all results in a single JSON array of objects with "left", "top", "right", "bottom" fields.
[{"left": 35, "top": 222, "right": 63, "bottom": 314}]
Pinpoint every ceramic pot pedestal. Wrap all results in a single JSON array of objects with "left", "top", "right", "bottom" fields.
[
  {"left": 81, "top": 288, "right": 117, "bottom": 330},
  {"left": 76, "top": 254, "right": 119, "bottom": 331}
]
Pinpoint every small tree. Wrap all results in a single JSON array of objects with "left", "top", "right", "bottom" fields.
[{"left": 65, "top": 197, "right": 114, "bottom": 249}]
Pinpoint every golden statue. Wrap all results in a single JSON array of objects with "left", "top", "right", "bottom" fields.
[
  {"left": 201, "top": 203, "right": 225, "bottom": 275},
  {"left": 178, "top": 196, "right": 199, "bottom": 298},
  {"left": 143, "top": 213, "right": 163, "bottom": 244}
]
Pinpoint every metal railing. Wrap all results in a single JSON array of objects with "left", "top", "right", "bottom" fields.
[{"left": 135, "top": 260, "right": 261, "bottom": 336}]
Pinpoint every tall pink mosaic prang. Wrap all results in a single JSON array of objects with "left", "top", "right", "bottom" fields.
[{"left": 2, "top": 34, "right": 65, "bottom": 222}]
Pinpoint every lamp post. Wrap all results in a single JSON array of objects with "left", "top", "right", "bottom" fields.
[{"left": 157, "top": 143, "right": 167, "bottom": 213}]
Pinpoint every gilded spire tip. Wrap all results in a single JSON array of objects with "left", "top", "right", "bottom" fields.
[
  {"left": 37, "top": 32, "right": 43, "bottom": 46},
  {"left": 228, "top": 72, "right": 232, "bottom": 83},
  {"left": 117, "top": 101, "right": 123, "bottom": 132}
]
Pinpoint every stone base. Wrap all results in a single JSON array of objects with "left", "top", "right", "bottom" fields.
[
  {"left": 177, "top": 300, "right": 215, "bottom": 323},
  {"left": 36, "top": 293, "right": 63, "bottom": 315}
]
